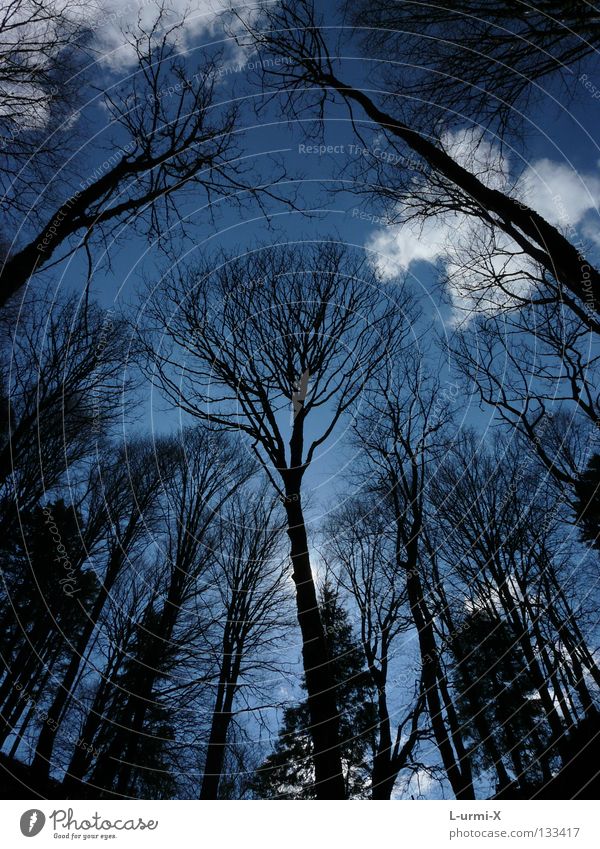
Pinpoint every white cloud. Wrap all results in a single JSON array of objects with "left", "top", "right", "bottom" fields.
[
  {"left": 1, "top": 0, "right": 258, "bottom": 135},
  {"left": 366, "top": 129, "right": 600, "bottom": 324},
  {"left": 369, "top": 215, "right": 453, "bottom": 277},
  {"left": 442, "top": 127, "right": 511, "bottom": 191},
  {"left": 94, "top": 0, "right": 246, "bottom": 69},
  {"left": 519, "top": 157, "right": 600, "bottom": 227}
]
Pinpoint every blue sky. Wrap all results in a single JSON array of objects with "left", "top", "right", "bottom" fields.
[
  {"left": 26, "top": 10, "right": 598, "bottom": 529},
  {"left": 8, "top": 2, "right": 600, "bottom": 798}
]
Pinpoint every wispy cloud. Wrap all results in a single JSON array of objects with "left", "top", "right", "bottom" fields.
[{"left": 366, "top": 128, "right": 600, "bottom": 324}]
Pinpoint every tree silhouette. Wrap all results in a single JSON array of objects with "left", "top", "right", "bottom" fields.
[
  {"left": 349, "top": 0, "right": 599, "bottom": 137},
  {"left": 252, "top": 586, "right": 377, "bottom": 799},
  {"left": 452, "top": 610, "right": 553, "bottom": 795},
  {"left": 244, "top": 0, "right": 600, "bottom": 329},
  {"left": 145, "top": 241, "right": 412, "bottom": 798}
]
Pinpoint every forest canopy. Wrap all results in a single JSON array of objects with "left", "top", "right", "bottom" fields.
[{"left": 0, "top": 0, "right": 599, "bottom": 802}]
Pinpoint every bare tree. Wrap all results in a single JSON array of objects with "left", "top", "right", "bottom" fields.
[
  {"left": 431, "top": 431, "right": 600, "bottom": 795},
  {"left": 351, "top": 353, "right": 475, "bottom": 798},
  {"left": 0, "top": 7, "right": 285, "bottom": 309},
  {"left": 30, "top": 437, "right": 171, "bottom": 782},
  {"left": 86, "top": 426, "right": 251, "bottom": 796},
  {"left": 324, "top": 499, "right": 426, "bottom": 799},
  {"left": 450, "top": 299, "right": 600, "bottom": 499},
  {"left": 0, "top": 498, "right": 97, "bottom": 752},
  {"left": 0, "top": 0, "right": 92, "bottom": 222},
  {"left": 0, "top": 288, "right": 132, "bottom": 769},
  {"left": 0, "top": 289, "right": 130, "bottom": 500},
  {"left": 144, "top": 241, "right": 414, "bottom": 798},
  {"left": 348, "top": 0, "right": 600, "bottom": 138},
  {"left": 60, "top": 560, "right": 167, "bottom": 797},
  {"left": 200, "top": 487, "right": 290, "bottom": 799},
  {"left": 239, "top": 0, "right": 600, "bottom": 330}
]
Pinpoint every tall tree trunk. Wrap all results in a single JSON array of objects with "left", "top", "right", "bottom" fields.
[
  {"left": 371, "top": 681, "right": 396, "bottom": 800},
  {"left": 62, "top": 656, "right": 120, "bottom": 795},
  {"left": 31, "top": 551, "right": 122, "bottom": 780},
  {"left": 0, "top": 618, "right": 49, "bottom": 709},
  {"left": 438, "top": 671, "right": 474, "bottom": 791},
  {"left": 493, "top": 577, "right": 566, "bottom": 749},
  {"left": 283, "top": 491, "right": 346, "bottom": 800},
  {"left": 91, "top": 664, "right": 156, "bottom": 794},
  {"left": 469, "top": 703, "right": 512, "bottom": 791},
  {"left": 371, "top": 766, "right": 398, "bottom": 801},
  {"left": 3, "top": 660, "right": 56, "bottom": 759},
  {"left": 92, "top": 579, "right": 183, "bottom": 795},
  {"left": 402, "top": 530, "right": 474, "bottom": 799},
  {"left": 406, "top": 586, "right": 473, "bottom": 798},
  {"left": 0, "top": 636, "right": 58, "bottom": 748},
  {"left": 199, "top": 676, "right": 236, "bottom": 799}
]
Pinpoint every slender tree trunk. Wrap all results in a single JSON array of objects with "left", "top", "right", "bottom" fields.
[
  {"left": 564, "top": 648, "right": 597, "bottom": 719},
  {"left": 31, "top": 551, "right": 122, "bottom": 780},
  {"left": 471, "top": 707, "right": 512, "bottom": 791},
  {"left": 4, "top": 661, "right": 55, "bottom": 759},
  {"left": 283, "top": 491, "right": 346, "bottom": 800},
  {"left": 62, "top": 660, "right": 118, "bottom": 795},
  {"left": 438, "top": 670, "right": 474, "bottom": 789},
  {"left": 0, "top": 621, "right": 48, "bottom": 709},
  {"left": 543, "top": 578, "right": 600, "bottom": 708},
  {"left": 371, "top": 685, "right": 395, "bottom": 800},
  {"left": 402, "top": 532, "right": 474, "bottom": 799},
  {"left": 519, "top": 587, "right": 576, "bottom": 728},
  {"left": 486, "top": 562, "right": 567, "bottom": 757},
  {"left": 199, "top": 677, "right": 236, "bottom": 799},
  {"left": 7, "top": 701, "right": 36, "bottom": 760},
  {"left": 495, "top": 582, "right": 566, "bottom": 747},
  {"left": 0, "top": 637, "right": 57, "bottom": 748},
  {"left": 549, "top": 578, "right": 600, "bottom": 690},
  {"left": 407, "top": 591, "right": 473, "bottom": 798},
  {"left": 92, "top": 667, "right": 157, "bottom": 794},
  {"left": 93, "top": 580, "right": 183, "bottom": 795}
]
